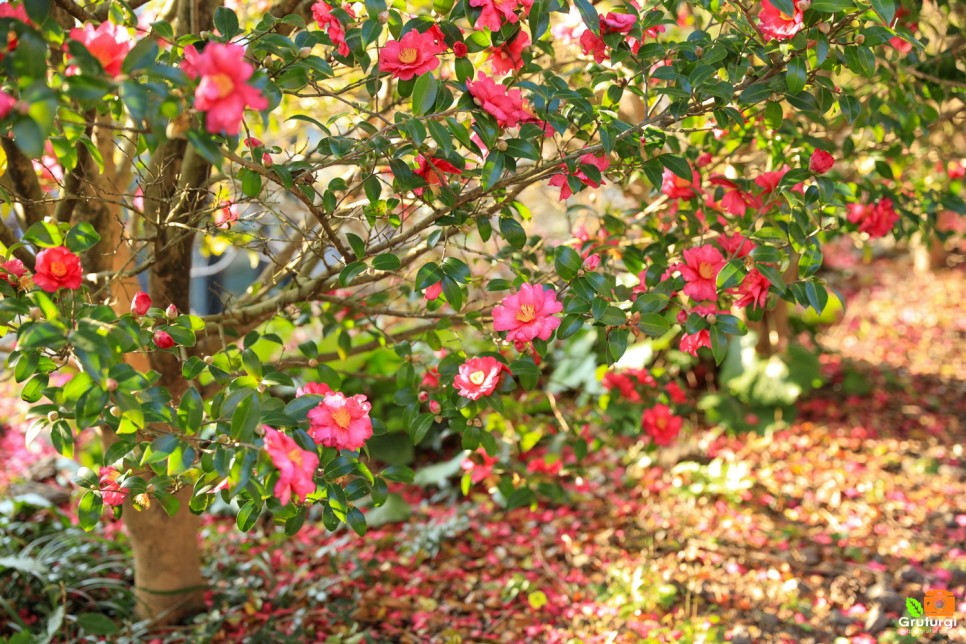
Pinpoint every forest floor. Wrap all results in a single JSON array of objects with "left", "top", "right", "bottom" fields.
[{"left": 2, "top": 256, "right": 965, "bottom": 643}]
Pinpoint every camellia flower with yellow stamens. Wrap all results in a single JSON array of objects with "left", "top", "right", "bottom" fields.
[
  {"left": 307, "top": 392, "right": 373, "bottom": 451},
  {"left": 453, "top": 356, "right": 510, "bottom": 400}
]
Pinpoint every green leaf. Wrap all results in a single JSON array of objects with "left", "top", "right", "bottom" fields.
[
  {"left": 122, "top": 38, "right": 158, "bottom": 74},
  {"left": 236, "top": 500, "right": 260, "bottom": 531},
  {"left": 510, "top": 357, "right": 540, "bottom": 390},
  {"left": 214, "top": 7, "right": 241, "bottom": 39},
  {"left": 411, "top": 73, "right": 439, "bottom": 115},
  {"left": 658, "top": 154, "right": 693, "bottom": 183},
  {"left": 557, "top": 314, "right": 583, "bottom": 340},
  {"left": 372, "top": 253, "right": 402, "bottom": 271},
  {"left": 716, "top": 259, "right": 746, "bottom": 290},
  {"left": 339, "top": 261, "right": 367, "bottom": 286},
  {"left": 230, "top": 395, "right": 261, "bottom": 441},
  {"left": 639, "top": 313, "right": 670, "bottom": 337},
  {"left": 554, "top": 246, "right": 582, "bottom": 281},
  {"left": 573, "top": 0, "right": 600, "bottom": 35},
  {"left": 77, "top": 613, "right": 117, "bottom": 636},
  {"left": 440, "top": 275, "right": 463, "bottom": 310},
  {"left": 871, "top": 0, "right": 895, "bottom": 24},
  {"left": 78, "top": 491, "right": 103, "bottom": 532},
  {"left": 770, "top": 0, "right": 795, "bottom": 17},
  {"left": 481, "top": 151, "right": 506, "bottom": 189},
  {"left": 346, "top": 507, "right": 367, "bottom": 536},
  {"left": 786, "top": 57, "right": 807, "bottom": 94},
  {"left": 500, "top": 217, "right": 526, "bottom": 249},
  {"left": 66, "top": 222, "right": 102, "bottom": 253},
  {"left": 23, "top": 221, "right": 63, "bottom": 248},
  {"left": 808, "top": 0, "right": 855, "bottom": 10},
  {"left": 409, "top": 413, "right": 434, "bottom": 445}
]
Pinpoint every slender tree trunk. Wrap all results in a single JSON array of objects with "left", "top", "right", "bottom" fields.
[{"left": 913, "top": 235, "right": 947, "bottom": 273}]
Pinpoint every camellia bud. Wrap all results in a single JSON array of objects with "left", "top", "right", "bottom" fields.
[
  {"left": 131, "top": 291, "right": 151, "bottom": 316},
  {"left": 165, "top": 304, "right": 178, "bottom": 320},
  {"left": 145, "top": 484, "right": 156, "bottom": 494},
  {"left": 855, "top": 34, "right": 865, "bottom": 45},
  {"left": 204, "top": 355, "right": 214, "bottom": 364},
  {"left": 308, "top": 358, "right": 319, "bottom": 367},
  {"left": 110, "top": 406, "right": 122, "bottom": 418},
  {"left": 106, "top": 378, "right": 118, "bottom": 392},
  {"left": 47, "top": 411, "right": 59, "bottom": 423},
  {"left": 257, "top": 382, "right": 267, "bottom": 393},
  {"left": 429, "top": 400, "right": 441, "bottom": 414},
  {"left": 418, "top": 391, "right": 429, "bottom": 402},
  {"left": 694, "top": 46, "right": 704, "bottom": 57},
  {"left": 153, "top": 330, "right": 176, "bottom": 349},
  {"left": 298, "top": 47, "right": 312, "bottom": 58},
  {"left": 818, "top": 22, "right": 831, "bottom": 34},
  {"left": 377, "top": 10, "right": 389, "bottom": 23},
  {"left": 582, "top": 254, "right": 601, "bottom": 271},
  {"left": 676, "top": 310, "right": 688, "bottom": 324},
  {"left": 217, "top": 434, "right": 231, "bottom": 444},
  {"left": 453, "top": 41, "right": 468, "bottom": 58},
  {"left": 133, "top": 493, "right": 151, "bottom": 510},
  {"left": 797, "top": 0, "right": 810, "bottom": 9},
  {"left": 706, "top": 314, "right": 717, "bottom": 325},
  {"left": 496, "top": 140, "right": 508, "bottom": 152},
  {"left": 29, "top": 307, "right": 42, "bottom": 320},
  {"left": 254, "top": 425, "right": 266, "bottom": 437}
]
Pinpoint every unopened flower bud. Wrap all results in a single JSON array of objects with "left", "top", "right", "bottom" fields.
[
  {"left": 308, "top": 358, "right": 319, "bottom": 367},
  {"left": 298, "top": 47, "right": 312, "bottom": 58},
  {"left": 204, "top": 355, "right": 213, "bottom": 364},
  {"left": 47, "top": 411, "right": 59, "bottom": 423},
  {"left": 854, "top": 34, "right": 865, "bottom": 45},
  {"left": 153, "top": 330, "right": 176, "bottom": 349},
  {"left": 257, "top": 382, "right": 267, "bottom": 393},
  {"left": 106, "top": 378, "right": 118, "bottom": 392},
  {"left": 706, "top": 313, "right": 717, "bottom": 325},
  {"left": 378, "top": 11, "right": 389, "bottom": 23},
  {"left": 165, "top": 304, "right": 178, "bottom": 320},
  {"left": 199, "top": 31, "right": 211, "bottom": 40},
  {"left": 694, "top": 46, "right": 704, "bottom": 57},
  {"left": 818, "top": 22, "right": 830, "bottom": 33},
  {"left": 29, "top": 307, "right": 42, "bottom": 320},
  {"left": 429, "top": 400, "right": 441, "bottom": 414},
  {"left": 134, "top": 493, "right": 151, "bottom": 510},
  {"left": 418, "top": 391, "right": 429, "bottom": 402},
  {"left": 145, "top": 484, "right": 155, "bottom": 494},
  {"left": 217, "top": 434, "right": 231, "bottom": 444},
  {"left": 110, "top": 406, "right": 122, "bottom": 418},
  {"left": 797, "top": 0, "right": 810, "bottom": 9},
  {"left": 496, "top": 140, "right": 508, "bottom": 152},
  {"left": 254, "top": 425, "right": 266, "bottom": 436}
]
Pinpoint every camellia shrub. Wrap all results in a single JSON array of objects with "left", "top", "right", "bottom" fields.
[{"left": 0, "top": 0, "right": 962, "bottom": 624}]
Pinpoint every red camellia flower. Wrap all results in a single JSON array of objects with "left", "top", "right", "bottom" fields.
[
  {"left": 754, "top": 165, "right": 789, "bottom": 193},
  {"left": 185, "top": 43, "right": 269, "bottom": 136},
  {"left": 492, "top": 283, "right": 563, "bottom": 350},
  {"left": 642, "top": 404, "right": 683, "bottom": 445},
  {"left": 489, "top": 31, "right": 530, "bottom": 75},
  {"left": 99, "top": 467, "right": 127, "bottom": 507},
  {"left": 312, "top": 1, "right": 355, "bottom": 57},
  {"left": 809, "top": 149, "right": 835, "bottom": 174},
  {"left": 453, "top": 41, "right": 468, "bottom": 57},
  {"left": 948, "top": 161, "right": 966, "bottom": 180},
  {"left": 414, "top": 155, "right": 461, "bottom": 196},
  {"left": 466, "top": 72, "right": 544, "bottom": 129},
  {"left": 0, "top": 90, "right": 15, "bottom": 119},
  {"left": 718, "top": 232, "right": 756, "bottom": 258},
  {"left": 131, "top": 291, "right": 151, "bottom": 316},
  {"left": 676, "top": 245, "right": 725, "bottom": 302},
  {"left": 153, "top": 330, "right": 176, "bottom": 349},
  {"left": 734, "top": 269, "right": 770, "bottom": 309},
  {"left": 580, "top": 12, "right": 636, "bottom": 63},
  {"left": 758, "top": 0, "right": 804, "bottom": 42},
  {"left": 68, "top": 21, "right": 134, "bottom": 77},
  {"left": 307, "top": 392, "right": 373, "bottom": 450},
  {"left": 424, "top": 281, "right": 443, "bottom": 301},
  {"left": 847, "top": 198, "right": 900, "bottom": 238},
  {"left": 379, "top": 29, "right": 441, "bottom": 80},
  {"left": 549, "top": 152, "right": 610, "bottom": 200},
  {"left": 263, "top": 426, "right": 319, "bottom": 505},
  {"left": 661, "top": 166, "right": 700, "bottom": 199},
  {"left": 34, "top": 246, "right": 83, "bottom": 292},
  {"left": 710, "top": 176, "right": 760, "bottom": 216},
  {"left": 679, "top": 329, "right": 711, "bottom": 356},
  {"left": 469, "top": 0, "right": 533, "bottom": 32},
  {"left": 454, "top": 356, "right": 509, "bottom": 400}
]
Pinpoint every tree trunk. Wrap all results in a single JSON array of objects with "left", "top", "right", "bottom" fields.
[{"left": 913, "top": 235, "right": 947, "bottom": 273}]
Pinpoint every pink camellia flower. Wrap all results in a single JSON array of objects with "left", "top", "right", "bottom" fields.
[
  {"left": 583, "top": 254, "right": 601, "bottom": 271},
  {"left": 131, "top": 291, "right": 151, "bottom": 316},
  {"left": 710, "top": 176, "right": 760, "bottom": 216},
  {"left": 422, "top": 367, "right": 440, "bottom": 388},
  {"left": 312, "top": 1, "right": 355, "bottom": 57},
  {"left": 718, "top": 232, "right": 756, "bottom": 258},
  {"left": 379, "top": 29, "right": 441, "bottom": 80},
  {"left": 263, "top": 426, "right": 319, "bottom": 505},
  {"left": 549, "top": 152, "right": 609, "bottom": 200},
  {"left": 734, "top": 269, "right": 770, "bottom": 309},
  {"left": 297, "top": 382, "right": 333, "bottom": 397},
  {"left": 492, "top": 283, "right": 563, "bottom": 349},
  {"left": 153, "top": 330, "right": 176, "bottom": 349},
  {"left": 489, "top": 30, "right": 530, "bottom": 75},
  {"left": 453, "top": 41, "right": 468, "bottom": 57},
  {"left": 414, "top": 155, "right": 461, "bottom": 196},
  {"left": 68, "top": 21, "right": 134, "bottom": 77},
  {"left": 677, "top": 245, "right": 725, "bottom": 301},
  {"left": 0, "top": 90, "right": 15, "bottom": 119},
  {"left": 847, "top": 198, "right": 900, "bottom": 238},
  {"left": 454, "top": 356, "right": 509, "bottom": 400},
  {"left": 809, "top": 149, "right": 835, "bottom": 174},
  {"left": 466, "top": 72, "right": 543, "bottom": 129},
  {"left": 307, "top": 392, "right": 373, "bottom": 450},
  {"left": 99, "top": 467, "right": 127, "bottom": 507},
  {"left": 661, "top": 166, "right": 700, "bottom": 199},
  {"left": 758, "top": 0, "right": 803, "bottom": 42},
  {"left": 213, "top": 201, "right": 239, "bottom": 229},
  {"left": 469, "top": 0, "right": 533, "bottom": 32},
  {"left": 424, "top": 281, "right": 443, "bottom": 301},
  {"left": 642, "top": 404, "right": 683, "bottom": 445},
  {"left": 34, "top": 246, "right": 83, "bottom": 292},
  {"left": 580, "top": 12, "right": 636, "bottom": 63},
  {"left": 189, "top": 43, "right": 268, "bottom": 136},
  {"left": 666, "top": 381, "right": 687, "bottom": 404},
  {"left": 1, "top": 258, "right": 27, "bottom": 287},
  {"left": 679, "top": 329, "right": 711, "bottom": 356}
]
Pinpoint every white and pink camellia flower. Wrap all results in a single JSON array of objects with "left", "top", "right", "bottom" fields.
[
  {"left": 492, "top": 283, "right": 563, "bottom": 350},
  {"left": 454, "top": 356, "right": 510, "bottom": 400},
  {"left": 642, "top": 404, "right": 683, "bottom": 445},
  {"left": 68, "top": 21, "right": 133, "bottom": 77},
  {"left": 307, "top": 392, "right": 373, "bottom": 450},
  {"left": 758, "top": 0, "right": 804, "bottom": 42},
  {"left": 183, "top": 43, "right": 268, "bottom": 136},
  {"left": 263, "top": 426, "right": 319, "bottom": 505},
  {"left": 676, "top": 244, "right": 725, "bottom": 302}
]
